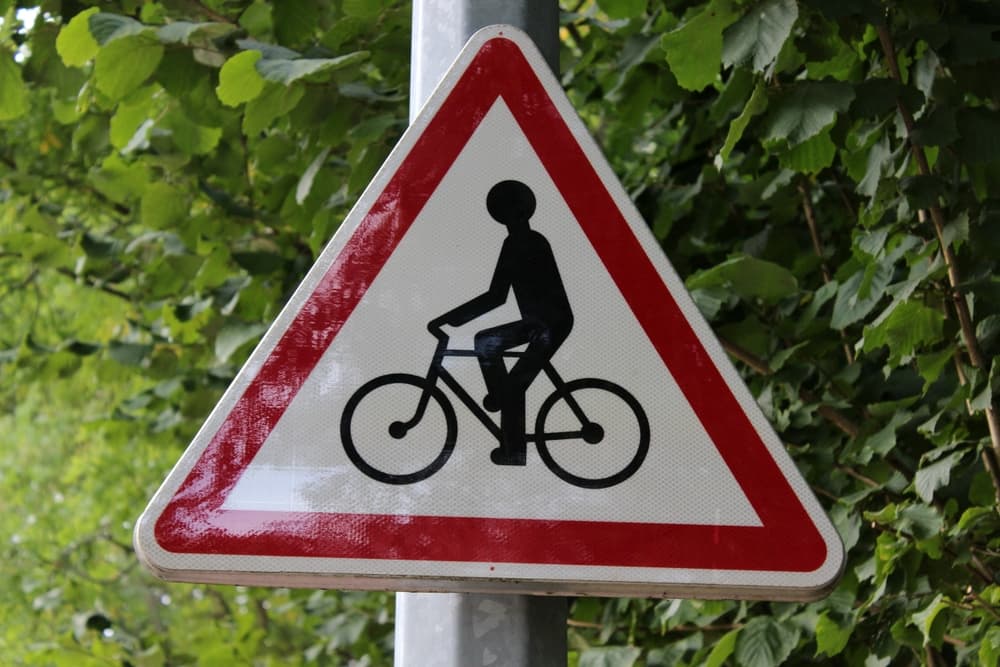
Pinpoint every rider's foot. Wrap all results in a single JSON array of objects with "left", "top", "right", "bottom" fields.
[
  {"left": 483, "top": 393, "right": 501, "bottom": 413},
  {"left": 490, "top": 446, "right": 526, "bottom": 466}
]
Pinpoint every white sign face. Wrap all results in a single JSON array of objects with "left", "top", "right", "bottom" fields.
[{"left": 135, "top": 25, "right": 844, "bottom": 600}]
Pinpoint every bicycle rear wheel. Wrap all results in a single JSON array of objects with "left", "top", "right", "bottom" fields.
[
  {"left": 535, "top": 378, "right": 649, "bottom": 489},
  {"left": 340, "top": 373, "right": 457, "bottom": 485}
]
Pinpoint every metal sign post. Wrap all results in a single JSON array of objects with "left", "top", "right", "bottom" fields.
[{"left": 397, "top": 2, "right": 567, "bottom": 665}]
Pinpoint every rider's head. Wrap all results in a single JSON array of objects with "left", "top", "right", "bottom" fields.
[{"left": 487, "top": 180, "right": 535, "bottom": 227}]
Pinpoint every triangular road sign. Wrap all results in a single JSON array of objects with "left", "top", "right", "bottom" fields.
[{"left": 136, "top": 26, "right": 843, "bottom": 600}]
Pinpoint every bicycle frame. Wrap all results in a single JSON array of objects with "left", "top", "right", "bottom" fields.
[{"left": 397, "top": 337, "right": 592, "bottom": 443}]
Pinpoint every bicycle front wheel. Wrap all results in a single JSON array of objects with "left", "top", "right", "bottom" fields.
[
  {"left": 340, "top": 373, "right": 457, "bottom": 485},
  {"left": 535, "top": 379, "right": 649, "bottom": 489}
]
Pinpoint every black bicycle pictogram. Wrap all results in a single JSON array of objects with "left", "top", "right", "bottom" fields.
[
  {"left": 340, "top": 179, "right": 649, "bottom": 488},
  {"left": 339, "top": 326, "right": 650, "bottom": 489}
]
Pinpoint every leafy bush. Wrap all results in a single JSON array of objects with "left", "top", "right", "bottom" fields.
[{"left": 1, "top": 0, "right": 998, "bottom": 665}]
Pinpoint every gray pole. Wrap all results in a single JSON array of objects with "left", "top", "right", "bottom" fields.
[
  {"left": 396, "top": 2, "right": 567, "bottom": 666},
  {"left": 409, "top": 1, "right": 560, "bottom": 119}
]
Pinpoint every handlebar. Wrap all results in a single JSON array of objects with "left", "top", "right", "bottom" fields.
[{"left": 427, "top": 320, "right": 448, "bottom": 341}]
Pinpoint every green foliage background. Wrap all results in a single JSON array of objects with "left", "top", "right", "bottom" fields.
[{"left": 2, "top": 0, "right": 1000, "bottom": 664}]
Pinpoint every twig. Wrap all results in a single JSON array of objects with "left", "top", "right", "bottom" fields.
[
  {"left": 719, "top": 336, "right": 860, "bottom": 438},
  {"left": 967, "top": 588, "right": 1000, "bottom": 622},
  {"left": 719, "top": 336, "right": 772, "bottom": 376},
  {"left": 876, "top": 21, "right": 1000, "bottom": 510},
  {"left": 836, "top": 465, "right": 884, "bottom": 491},
  {"left": 56, "top": 268, "right": 132, "bottom": 302},
  {"left": 186, "top": 0, "right": 236, "bottom": 24},
  {"left": 798, "top": 180, "right": 832, "bottom": 283},
  {"left": 798, "top": 179, "right": 854, "bottom": 364},
  {"left": 816, "top": 404, "right": 861, "bottom": 438}
]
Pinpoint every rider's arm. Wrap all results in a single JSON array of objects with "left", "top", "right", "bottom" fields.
[{"left": 428, "top": 242, "right": 512, "bottom": 332}]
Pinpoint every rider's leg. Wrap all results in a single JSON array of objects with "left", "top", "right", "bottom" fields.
[
  {"left": 489, "top": 327, "right": 565, "bottom": 465},
  {"left": 474, "top": 321, "right": 535, "bottom": 412},
  {"left": 492, "top": 390, "right": 528, "bottom": 465},
  {"left": 490, "top": 326, "right": 572, "bottom": 463},
  {"left": 505, "top": 324, "right": 568, "bottom": 399}
]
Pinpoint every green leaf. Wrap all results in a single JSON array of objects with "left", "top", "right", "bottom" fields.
[
  {"left": 916, "top": 347, "right": 953, "bottom": 388},
  {"left": 969, "top": 358, "right": 999, "bottom": 412},
  {"left": 215, "top": 321, "right": 267, "bottom": 363},
  {"left": 94, "top": 34, "right": 164, "bottom": 101},
  {"left": 296, "top": 147, "right": 331, "bottom": 205},
  {"left": 815, "top": 613, "right": 852, "bottom": 657},
  {"left": 255, "top": 52, "right": 369, "bottom": 85},
  {"left": 856, "top": 411, "right": 909, "bottom": 462},
  {"left": 56, "top": 7, "right": 100, "bottom": 67},
  {"left": 717, "top": 80, "right": 767, "bottom": 163},
  {"left": 107, "top": 341, "right": 153, "bottom": 366},
  {"left": 597, "top": 0, "right": 647, "bottom": 20},
  {"left": 686, "top": 254, "right": 798, "bottom": 303},
  {"left": 578, "top": 646, "right": 642, "bottom": 667},
  {"left": 722, "top": 0, "right": 798, "bottom": 73},
  {"left": 89, "top": 12, "right": 147, "bottom": 45},
  {"left": 763, "top": 81, "right": 854, "bottom": 146},
  {"left": 0, "top": 55, "right": 29, "bottom": 121},
  {"left": 162, "top": 110, "right": 222, "bottom": 155},
  {"left": 662, "top": 1, "right": 740, "bottom": 91},
  {"left": 141, "top": 183, "right": 188, "bottom": 229},
  {"left": 243, "top": 82, "right": 305, "bottom": 135},
  {"left": 274, "top": 0, "right": 320, "bottom": 44},
  {"left": 217, "top": 50, "right": 265, "bottom": 107},
  {"left": 914, "top": 450, "right": 965, "bottom": 503},
  {"left": 862, "top": 300, "right": 945, "bottom": 364},
  {"left": 734, "top": 617, "right": 799, "bottom": 667},
  {"left": 705, "top": 629, "right": 739, "bottom": 667},
  {"left": 806, "top": 34, "right": 858, "bottom": 80},
  {"left": 89, "top": 154, "right": 151, "bottom": 203},
  {"left": 977, "top": 314, "right": 1000, "bottom": 352},
  {"left": 236, "top": 38, "right": 299, "bottom": 60},
  {"left": 240, "top": 0, "right": 272, "bottom": 36},
  {"left": 909, "top": 593, "right": 948, "bottom": 645},
  {"left": 778, "top": 129, "right": 836, "bottom": 173},
  {"left": 342, "top": 0, "right": 384, "bottom": 19},
  {"left": 857, "top": 134, "right": 891, "bottom": 198},
  {"left": 942, "top": 212, "right": 969, "bottom": 250},
  {"left": 157, "top": 21, "right": 233, "bottom": 45},
  {"left": 108, "top": 88, "right": 155, "bottom": 150},
  {"left": 830, "top": 262, "right": 891, "bottom": 329},
  {"left": 980, "top": 625, "right": 1000, "bottom": 667},
  {"left": 712, "top": 67, "right": 754, "bottom": 120}
]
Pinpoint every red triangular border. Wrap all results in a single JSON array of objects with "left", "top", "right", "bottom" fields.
[{"left": 155, "top": 35, "right": 827, "bottom": 573}]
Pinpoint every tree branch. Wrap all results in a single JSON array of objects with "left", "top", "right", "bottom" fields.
[
  {"left": 799, "top": 178, "right": 855, "bottom": 365},
  {"left": 56, "top": 268, "right": 132, "bottom": 302},
  {"left": 876, "top": 21, "right": 1000, "bottom": 510},
  {"left": 185, "top": 0, "right": 237, "bottom": 24},
  {"left": 719, "top": 335, "right": 860, "bottom": 438}
]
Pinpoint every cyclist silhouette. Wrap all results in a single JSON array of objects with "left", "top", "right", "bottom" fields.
[{"left": 428, "top": 180, "right": 573, "bottom": 466}]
